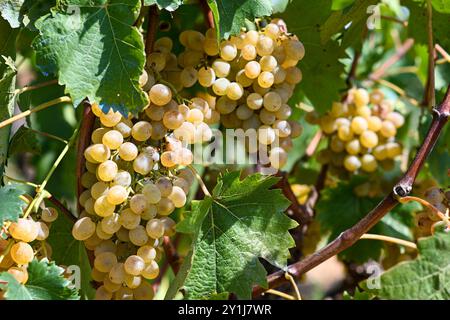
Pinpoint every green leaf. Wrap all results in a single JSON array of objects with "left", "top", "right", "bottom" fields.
[
  {"left": 317, "top": 178, "right": 383, "bottom": 263},
  {"left": 362, "top": 229, "right": 450, "bottom": 299},
  {"left": 320, "top": 0, "right": 379, "bottom": 44},
  {"left": 172, "top": 172, "right": 297, "bottom": 299},
  {"left": 0, "top": 56, "right": 17, "bottom": 178},
  {"left": 8, "top": 125, "right": 42, "bottom": 156},
  {"left": 0, "top": 0, "right": 23, "bottom": 28},
  {"left": 0, "top": 259, "right": 79, "bottom": 300},
  {"left": 33, "top": 0, "right": 149, "bottom": 114},
  {"left": 143, "top": 0, "right": 183, "bottom": 11},
  {"left": 280, "top": 0, "right": 347, "bottom": 114},
  {"left": 0, "top": 0, "right": 54, "bottom": 29},
  {"left": 47, "top": 213, "right": 95, "bottom": 299},
  {"left": 208, "top": 0, "right": 273, "bottom": 39},
  {"left": 411, "top": 0, "right": 450, "bottom": 13},
  {"left": 405, "top": 0, "right": 450, "bottom": 51},
  {"left": 0, "top": 185, "right": 25, "bottom": 225},
  {"left": 343, "top": 288, "right": 372, "bottom": 300},
  {"left": 271, "top": 0, "right": 290, "bottom": 13}
]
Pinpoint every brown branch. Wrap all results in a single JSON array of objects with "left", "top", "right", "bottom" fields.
[
  {"left": 162, "top": 236, "right": 181, "bottom": 275},
  {"left": 252, "top": 84, "right": 450, "bottom": 297},
  {"left": 369, "top": 38, "right": 414, "bottom": 81},
  {"left": 48, "top": 196, "right": 77, "bottom": 223},
  {"left": 346, "top": 50, "right": 361, "bottom": 87},
  {"left": 422, "top": 0, "right": 435, "bottom": 108},
  {"left": 75, "top": 102, "right": 95, "bottom": 211},
  {"left": 275, "top": 172, "right": 311, "bottom": 224},
  {"left": 380, "top": 15, "right": 408, "bottom": 27},
  {"left": 145, "top": 6, "right": 159, "bottom": 57},
  {"left": 200, "top": 0, "right": 215, "bottom": 29}
]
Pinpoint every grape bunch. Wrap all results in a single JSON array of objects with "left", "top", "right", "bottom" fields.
[
  {"left": 309, "top": 88, "right": 405, "bottom": 175},
  {"left": 414, "top": 187, "right": 449, "bottom": 238},
  {"left": 155, "top": 20, "right": 304, "bottom": 169},
  {"left": 75, "top": 99, "right": 200, "bottom": 300},
  {"left": 0, "top": 196, "right": 57, "bottom": 286}
]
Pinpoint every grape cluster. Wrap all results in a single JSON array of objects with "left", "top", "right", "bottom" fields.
[
  {"left": 309, "top": 88, "right": 405, "bottom": 175},
  {"left": 414, "top": 187, "right": 450, "bottom": 238},
  {"left": 75, "top": 99, "right": 199, "bottom": 300},
  {"left": 0, "top": 196, "right": 56, "bottom": 286},
  {"left": 159, "top": 20, "right": 304, "bottom": 169}
]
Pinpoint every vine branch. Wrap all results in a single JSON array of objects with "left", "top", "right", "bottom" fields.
[
  {"left": 48, "top": 196, "right": 77, "bottom": 223},
  {"left": 145, "top": 6, "right": 159, "bottom": 57},
  {"left": 369, "top": 38, "right": 414, "bottom": 82},
  {"left": 422, "top": 0, "right": 435, "bottom": 108},
  {"left": 252, "top": 84, "right": 450, "bottom": 297}
]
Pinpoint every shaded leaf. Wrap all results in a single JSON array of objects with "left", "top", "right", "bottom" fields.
[
  {"left": 47, "top": 213, "right": 95, "bottom": 299},
  {"left": 0, "top": 55, "right": 17, "bottom": 178},
  {"left": 8, "top": 125, "right": 41, "bottom": 156},
  {"left": 280, "top": 0, "right": 347, "bottom": 114},
  {"left": 143, "top": 0, "right": 183, "bottom": 11}
]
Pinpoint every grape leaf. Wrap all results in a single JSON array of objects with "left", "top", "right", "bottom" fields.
[
  {"left": 8, "top": 125, "right": 42, "bottom": 156},
  {"left": 0, "top": 56, "right": 16, "bottom": 178},
  {"left": 405, "top": 0, "right": 450, "bottom": 51},
  {"left": 320, "top": 0, "right": 379, "bottom": 44},
  {"left": 317, "top": 179, "right": 382, "bottom": 263},
  {"left": 362, "top": 229, "right": 450, "bottom": 299},
  {"left": 143, "top": 0, "right": 183, "bottom": 11},
  {"left": 280, "top": 0, "right": 347, "bottom": 114},
  {"left": 47, "top": 213, "right": 95, "bottom": 299},
  {"left": 271, "top": 0, "right": 289, "bottom": 13},
  {"left": 0, "top": 0, "right": 54, "bottom": 29},
  {"left": 207, "top": 0, "right": 273, "bottom": 39},
  {"left": 0, "top": 259, "right": 79, "bottom": 300},
  {"left": 32, "top": 0, "right": 149, "bottom": 114},
  {"left": 0, "top": 0, "right": 23, "bottom": 28},
  {"left": 170, "top": 172, "right": 297, "bottom": 299},
  {"left": 0, "top": 185, "right": 25, "bottom": 225},
  {"left": 411, "top": 0, "right": 450, "bottom": 13},
  {"left": 317, "top": 178, "right": 417, "bottom": 263}
]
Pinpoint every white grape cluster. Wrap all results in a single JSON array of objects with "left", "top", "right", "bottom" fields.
[
  {"left": 309, "top": 88, "right": 405, "bottom": 174},
  {"left": 75, "top": 100, "right": 199, "bottom": 300},
  {"left": 154, "top": 20, "right": 304, "bottom": 169},
  {"left": 0, "top": 196, "right": 56, "bottom": 286},
  {"left": 415, "top": 187, "right": 450, "bottom": 237}
]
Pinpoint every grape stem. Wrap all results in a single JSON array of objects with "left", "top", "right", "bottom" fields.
[
  {"left": 360, "top": 233, "right": 417, "bottom": 250},
  {"left": 48, "top": 196, "right": 77, "bottom": 223},
  {"left": 263, "top": 289, "right": 295, "bottom": 300},
  {"left": 252, "top": 84, "right": 450, "bottom": 297},
  {"left": 3, "top": 175, "right": 38, "bottom": 188},
  {"left": 14, "top": 79, "right": 58, "bottom": 95},
  {"left": 0, "top": 96, "right": 72, "bottom": 130},
  {"left": 23, "top": 120, "right": 81, "bottom": 219},
  {"left": 398, "top": 196, "right": 450, "bottom": 229},
  {"left": 285, "top": 272, "right": 301, "bottom": 300},
  {"left": 188, "top": 165, "right": 212, "bottom": 197},
  {"left": 27, "top": 127, "right": 68, "bottom": 144}
]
